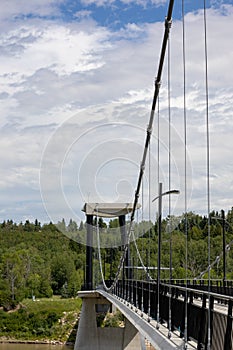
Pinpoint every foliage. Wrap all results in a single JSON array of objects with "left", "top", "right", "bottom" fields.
[
  {"left": 0, "top": 221, "right": 85, "bottom": 309},
  {"left": 97, "top": 309, "right": 125, "bottom": 328},
  {"left": 128, "top": 208, "right": 233, "bottom": 281},
  {"left": 1, "top": 207, "right": 233, "bottom": 310},
  {"left": 0, "top": 296, "right": 81, "bottom": 342},
  {"left": 102, "top": 310, "right": 125, "bottom": 327}
]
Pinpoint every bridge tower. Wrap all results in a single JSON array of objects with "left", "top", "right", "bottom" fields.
[
  {"left": 75, "top": 202, "right": 143, "bottom": 350},
  {"left": 82, "top": 202, "right": 136, "bottom": 290}
]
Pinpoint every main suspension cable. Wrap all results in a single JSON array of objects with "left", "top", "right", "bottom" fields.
[{"left": 99, "top": 0, "right": 175, "bottom": 293}]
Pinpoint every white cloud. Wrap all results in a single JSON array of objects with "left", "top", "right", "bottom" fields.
[
  {"left": 0, "top": 3, "right": 232, "bottom": 223},
  {"left": 74, "top": 10, "right": 93, "bottom": 19},
  {"left": 120, "top": 0, "right": 166, "bottom": 6},
  {"left": 0, "top": 0, "right": 63, "bottom": 20},
  {"left": 80, "top": 0, "right": 115, "bottom": 6},
  {"left": 80, "top": 0, "right": 165, "bottom": 6},
  {"left": 0, "top": 24, "right": 110, "bottom": 78}
]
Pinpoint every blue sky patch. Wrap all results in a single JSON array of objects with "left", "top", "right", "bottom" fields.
[{"left": 57, "top": 0, "right": 216, "bottom": 28}]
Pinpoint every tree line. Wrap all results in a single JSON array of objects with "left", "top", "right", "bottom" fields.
[
  {"left": 0, "top": 221, "right": 85, "bottom": 310},
  {"left": 1, "top": 207, "right": 233, "bottom": 310}
]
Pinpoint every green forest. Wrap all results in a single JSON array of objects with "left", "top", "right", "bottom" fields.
[{"left": 1, "top": 207, "right": 233, "bottom": 311}]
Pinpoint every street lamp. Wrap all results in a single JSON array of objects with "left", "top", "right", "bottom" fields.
[
  {"left": 152, "top": 188, "right": 180, "bottom": 203},
  {"left": 221, "top": 210, "right": 226, "bottom": 289},
  {"left": 212, "top": 210, "right": 227, "bottom": 288},
  {"left": 152, "top": 182, "right": 180, "bottom": 329}
]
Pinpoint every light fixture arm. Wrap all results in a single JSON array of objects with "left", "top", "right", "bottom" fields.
[{"left": 152, "top": 189, "right": 180, "bottom": 202}]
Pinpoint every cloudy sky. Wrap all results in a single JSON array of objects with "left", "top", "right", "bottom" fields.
[{"left": 0, "top": 0, "right": 232, "bottom": 226}]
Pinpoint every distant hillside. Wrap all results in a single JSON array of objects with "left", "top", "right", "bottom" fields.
[
  {"left": 1, "top": 207, "right": 233, "bottom": 311},
  {"left": 0, "top": 220, "right": 85, "bottom": 310}
]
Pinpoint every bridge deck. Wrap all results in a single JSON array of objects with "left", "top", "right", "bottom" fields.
[{"left": 98, "top": 289, "right": 197, "bottom": 350}]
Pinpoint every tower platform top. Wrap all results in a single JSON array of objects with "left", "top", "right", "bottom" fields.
[{"left": 82, "top": 202, "right": 140, "bottom": 218}]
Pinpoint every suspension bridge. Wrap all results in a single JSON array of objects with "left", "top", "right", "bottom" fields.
[
  {"left": 75, "top": 202, "right": 233, "bottom": 350},
  {"left": 73, "top": 1, "right": 233, "bottom": 349}
]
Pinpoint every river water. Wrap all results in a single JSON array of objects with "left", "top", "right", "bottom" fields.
[{"left": 0, "top": 345, "right": 73, "bottom": 350}]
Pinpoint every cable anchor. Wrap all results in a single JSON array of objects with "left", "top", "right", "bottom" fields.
[
  {"left": 165, "top": 17, "right": 172, "bottom": 30},
  {"left": 155, "top": 77, "right": 161, "bottom": 88}
]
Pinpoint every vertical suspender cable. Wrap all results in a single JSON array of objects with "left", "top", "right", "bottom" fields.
[
  {"left": 141, "top": 179, "right": 144, "bottom": 316},
  {"left": 167, "top": 28, "right": 172, "bottom": 339},
  {"left": 156, "top": 84, "right": 160, "bottom": 329},
  {"left": 181, "top": 1, "right": 188, "bottom": 348},
  {"left": 136, "top": 209, "right": 139, "bottom": 310},
  {"left": 148, "top": 143, "right": 151, "bottom": 321},
  {"left": 96, "top": 206, "right": 105, "bottom": 290},
  {"left": 157, "top": 95, "right": 160, "bottom": 186},
  {"left": 203, "top": 1, "right": 211, "bottom": 348}
]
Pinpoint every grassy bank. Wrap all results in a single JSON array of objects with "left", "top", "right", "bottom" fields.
[{"left": 0, "top": 296, "right": 82, "bottom": 344}]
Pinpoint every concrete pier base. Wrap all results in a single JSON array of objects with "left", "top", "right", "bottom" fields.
[{"left": 74, "top": 291, "right": 143, "bottom": 350}]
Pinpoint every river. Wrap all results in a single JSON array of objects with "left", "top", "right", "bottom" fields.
[{"left": 0, "top": 345, "right": 73, "bottom": 350}]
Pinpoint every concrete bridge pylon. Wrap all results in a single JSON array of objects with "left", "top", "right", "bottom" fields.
[{"left": 74, "top": 291, "right": 144, "bottom": 350}]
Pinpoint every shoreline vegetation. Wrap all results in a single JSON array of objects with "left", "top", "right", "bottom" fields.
[
  {"left": 0, "top": 339, "right": 72, "bottom": 345},
  {"left": 0, "top": 297, "right": 81, "bottom": 346},
  {"left": 0, "top": 296, "right": 128, "bottom": 347}
]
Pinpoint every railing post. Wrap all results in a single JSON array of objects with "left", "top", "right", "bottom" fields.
[
  {"left": 225, "top": 299, "right": 233, "bottom": 349},
  {"left": 197, "top": 293, "right": 207, "bottom": 349}
]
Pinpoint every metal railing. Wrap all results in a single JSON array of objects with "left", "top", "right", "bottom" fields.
[{"left": 112, "top": 279, "right": 233, "bottom": 350}]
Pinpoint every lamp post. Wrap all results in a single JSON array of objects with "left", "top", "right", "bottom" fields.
[
  {"left": 212, "top": 210, "right": 226, "bottom": 288},
  {"left": 221, "top": 210, "right": 226, "bottom": 289},
  {"left": 152, "top": 182, "right": 180, "bottom": 328}
]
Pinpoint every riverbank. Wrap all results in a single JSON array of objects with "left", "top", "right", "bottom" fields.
[
  {"left": 0, "top": 339, "right": 71, "bottom": 345},
  {"left": 0, "top": 297, "right": 157, "bottom": 349},
  {"left": 0, "top": 344, "right": 72, "bottom": 350},
  {"left": 0, "top": 297, "right": 81, "bottom": 344},
  {"left": 0, "top": 339, "right": 155, "bottom": 349}
]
